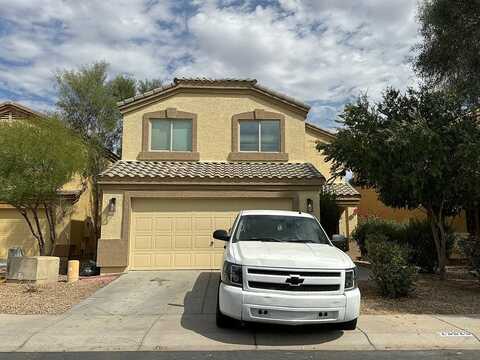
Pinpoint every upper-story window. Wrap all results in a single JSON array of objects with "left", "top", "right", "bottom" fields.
[
  {"left": 239, "top": 120, "right": 280, "bottom": 152},
  {"left": 150, "top": 119, "right": 192, "bottom": 152},
  {"left": 229, "top": 109, "right": 287, "bottom": 161},
  {"left": 139, "top": 108, "right": 199, "bottom": 161}
]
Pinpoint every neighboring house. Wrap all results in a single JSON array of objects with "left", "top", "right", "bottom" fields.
[
  {"left": 355, "top": 186, "right": 468, "bottom": 233},
  {"left": 0, "top": 101, "right": 118, "bottom": 265},
  {"left": 97, "top": 78, "right": 360, "bottom": 273}
]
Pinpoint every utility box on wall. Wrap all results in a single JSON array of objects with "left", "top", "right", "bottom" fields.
[{"left": 7, "top": 256, "right": 59, "bottom": 284}]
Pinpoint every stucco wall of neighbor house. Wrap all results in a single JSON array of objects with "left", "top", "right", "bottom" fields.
[
  {"left": 0, "top": 176, "right": 95, "bottom": 259},
  {"left": 122, "top": 92, "right": 307, "bottom": 162},
  {"left": 0, "top": 206, "right": 71, "bottom": 258},
  {"left": 356, "top": 186, "right": 468, "bottom": 232}
]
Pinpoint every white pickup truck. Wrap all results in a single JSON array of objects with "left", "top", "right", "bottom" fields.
[{"left": 213, "top": 210, "right": 360, "bottom": 329}]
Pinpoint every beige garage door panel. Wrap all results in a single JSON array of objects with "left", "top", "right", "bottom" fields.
[{"left": 130, "top": 198, "right": 292, "bottom": 270}]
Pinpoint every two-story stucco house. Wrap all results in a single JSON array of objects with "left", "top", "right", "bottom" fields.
[{"left": 97, "top": 78, "right": 360, "bottom": 274}]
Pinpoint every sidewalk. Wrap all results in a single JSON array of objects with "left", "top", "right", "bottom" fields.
[{"left": 1, "top": 313, "right": 479, "bottom": 352}]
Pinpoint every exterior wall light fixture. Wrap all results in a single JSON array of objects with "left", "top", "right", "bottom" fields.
[
  {"left": 306, "top": 198, "right": 314, "bottom": 213},
  {"left": 108, "top": 198, "right": 116, "bottom": 214}
]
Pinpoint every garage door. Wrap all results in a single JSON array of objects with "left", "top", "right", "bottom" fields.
[{"left": 129, "top": 198, "right": 293, "bottom": 270}]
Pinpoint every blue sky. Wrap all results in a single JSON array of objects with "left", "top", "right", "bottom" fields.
[{"left": 0, "top": 0, "right": 419, "bottom": 130}]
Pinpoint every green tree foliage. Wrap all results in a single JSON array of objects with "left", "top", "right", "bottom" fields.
[
  {"left": 137, "top": 78, "right": 163, "bottom": 94},
  {"left": 56, "top": 62, "right": 126, "bottom": 241},
  {"left": 319, "top": 88, "right": 480, "bottom": 278},
  {"left": 0, "top": 117, "right": 87, "bottom": 255},
  {"left": 109, "top": 74, "right": 137, "bottom": 103},
  {"left": 415, "top": 1, "right": 480, "bottom": 237},
  {"left": 415, "top": 0, "right": 480, "bottom": 106},
  {"left": 56, "top": 62, "right": 162, "bottom": 241},
  {"left": 56, "top": 62, "right": 126, "bottom": 151}
]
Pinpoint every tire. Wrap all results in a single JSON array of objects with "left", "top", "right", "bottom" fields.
[
  {"left": 338, "top": 318, "right": 357, "bottom": 330},
  {"left": 216, "top": 288, "right": 233, "bottom": 328}
]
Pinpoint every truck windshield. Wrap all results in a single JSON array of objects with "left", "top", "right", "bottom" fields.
[{"left": 232, "top": 215, "right": 330, "bottom": 244}]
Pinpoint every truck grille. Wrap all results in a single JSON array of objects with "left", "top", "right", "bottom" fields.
[
  {"left": 248, "top": 281, "right": 340, "bottom": 292},
  {"left": 246, "top": 267, "right": 343, "bottom": 293},
  {"left": 247, "top": 268, "right": 341, "bottom": 277}
]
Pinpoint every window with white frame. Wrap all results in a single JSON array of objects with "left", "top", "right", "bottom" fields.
[
  {"left": 150, "top": 119, "right": 192, "bottom": 151},
  {"left": 239, "top": 120, "right": 280, "bottom": 152}
]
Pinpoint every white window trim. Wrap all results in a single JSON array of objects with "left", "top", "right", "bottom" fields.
[
  {"left": 149, "top": 118, "right": 192, "bottom": 152},
  {"left": 239, "top": 119, "right": 280, "bottom": 153}
]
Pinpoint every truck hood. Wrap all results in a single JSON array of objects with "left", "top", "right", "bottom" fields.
[{"left": 232, "top": 242, "right": 354, "bottom": 269}]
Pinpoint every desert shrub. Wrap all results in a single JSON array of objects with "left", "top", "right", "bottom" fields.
[
  {"left": 366, "top": 234, "right": 417, "bottom": 298},
  {"left": 459, "top": 236, "right": 480, "bottom": 277},
  {"left": 352, "top": 217, "right": 401, "bottom": 256}
]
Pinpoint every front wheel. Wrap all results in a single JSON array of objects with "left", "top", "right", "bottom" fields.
[{"left": 338, "top": 318, "right": 357, "bottom": 330}]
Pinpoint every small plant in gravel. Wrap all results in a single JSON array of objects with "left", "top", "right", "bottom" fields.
[
  {"left": 23, "top": 283, "right": 41, "bottom": 294},
  {"left": 366, "top": 234, "right": 417, "bottom": 298}
]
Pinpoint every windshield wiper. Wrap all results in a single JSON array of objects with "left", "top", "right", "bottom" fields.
[
  {"left": 247, "top": 237, "right": 284, "bottom": 242},
  {"left": 294, "top": 239, "right": 318, "bottom": 243}
]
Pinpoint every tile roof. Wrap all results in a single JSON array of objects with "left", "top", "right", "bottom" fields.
[
  {"left": 99, "top": 161, "right": 325, "bottom": 184},
  {"left": 323, "top": 182, "right": 360, "bottom": 197},
  {"left": 117, "top": 78, "right": 310, "bottom": 113}
]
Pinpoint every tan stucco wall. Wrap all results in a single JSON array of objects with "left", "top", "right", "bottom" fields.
[
  {"left": 122, "top": 92, "right": 307, "bottom": 162},
  {"left": 304, "top": 128, "right": 334, "bottom": 180},
  {"left": 100, "top": 192, "right": 124, "bottom": 240},
  {"left": 338, "top": 206, "right": 358, "bottom": 237}
]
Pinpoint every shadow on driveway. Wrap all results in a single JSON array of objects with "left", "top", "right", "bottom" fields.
[{"left": 180, "top": 272, "right": 344, "bottom": 347}]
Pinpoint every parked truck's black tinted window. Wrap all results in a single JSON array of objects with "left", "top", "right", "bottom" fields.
[{"left": 233, "top": 215, "right": 329, "bottom": 244}]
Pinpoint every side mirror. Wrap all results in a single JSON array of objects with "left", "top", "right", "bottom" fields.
[
  {"left": 331, "top": 234, "right": 348, "bottom": 252},
  {"left": 213, "top": 229, "right": 230, "bottom": 241}
]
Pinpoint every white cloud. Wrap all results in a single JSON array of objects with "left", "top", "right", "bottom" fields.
[{"left": 0, "top": 0, "right": 420, "bottom": 127}]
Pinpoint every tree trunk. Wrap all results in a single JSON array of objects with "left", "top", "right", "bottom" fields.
[
  {"left": 427, "top": 207, "right": 448, "bottom": 280},
  {"left": 31, "top": 208, "right": 46, "bottom": 256},
  {"left": 18, "top": 206, "right": 46, "bottom": 256},
  {"left": 44, "top": 203, "right": 58, "bottom": 256}
]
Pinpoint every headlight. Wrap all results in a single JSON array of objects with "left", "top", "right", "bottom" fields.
[
  {"left": 222, "top": 261, "right": 243, "bottom": 288},
  {"left": 344, "top": 268, "right": 358, "bottom": 290}
]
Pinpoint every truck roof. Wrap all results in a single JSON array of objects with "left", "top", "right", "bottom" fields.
[{"left": 239, "top": 210, "right": 315, "bottom": 218}]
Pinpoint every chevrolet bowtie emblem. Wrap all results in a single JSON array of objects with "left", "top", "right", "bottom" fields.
[{"left": 285, "top": 275, "right": 304, "bottom": 286}]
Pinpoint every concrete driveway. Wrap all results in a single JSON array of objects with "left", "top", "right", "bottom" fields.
[
  {"left": 70, "top": 271, "right": 219, "bottom": 316},
  {"left": 3, "top": 270, "right": 480, "bottom": 352}
]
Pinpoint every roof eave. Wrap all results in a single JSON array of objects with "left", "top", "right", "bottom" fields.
[
  {"left": 97, "top": 177, "right": 325, "bottom": 186},
  {"left": 305, "top": 123, "right": 337, "bottom": 139},
  {"left": 117, "top": 82, "right": 310, "bottom": 116}
]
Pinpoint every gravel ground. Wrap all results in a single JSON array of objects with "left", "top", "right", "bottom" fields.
[
  {"left": 360, "top": 269, "right": 480, "bottom": 315},
  {"left": 0, "top": 275, "right": 118, "bottom": 315}
]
